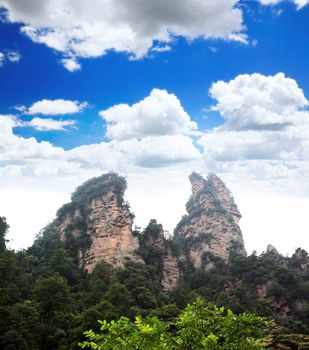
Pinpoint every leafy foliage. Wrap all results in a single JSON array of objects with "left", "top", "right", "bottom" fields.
[
  {"left": 0, "top": 170, "right": 308, "bottom": 349},
  {"left": 79, "top": 298, "right": 269, "bottom": 350},
  {"left": 57, "top": 172, "right": 127, "bottom": 218},
  {"left": 0, "top": 216, "right": 9, "bottom": 253}
]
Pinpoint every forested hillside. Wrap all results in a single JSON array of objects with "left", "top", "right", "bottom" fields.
[
  {"left": 0, "top": 174, "right": 308, "bottom": 349},
  {"left": 1, "top": 216, "right": 309, "bottom": 349}
]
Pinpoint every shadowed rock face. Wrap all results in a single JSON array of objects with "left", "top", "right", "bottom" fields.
[
  {"left": 292, "top": 248, "right": 309, "bottom": 273},
  {"left": 141, "top": 219, "right": 180, "bottom": 292},
  {"left": 175, "top": 172, "right": 246, "bottom": 269}
]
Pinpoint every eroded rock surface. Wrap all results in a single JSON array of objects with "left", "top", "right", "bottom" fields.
[
  {"left": 175, "top": 172, "right": 246, "bottom": 269},
  {"left": 56, "top": 173, "right": 142, "bottom": 272},
  {"left": 140, "top": 219, "right": 180, "bottom": 292}
]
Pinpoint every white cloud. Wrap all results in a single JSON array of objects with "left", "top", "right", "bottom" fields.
[
  {"left": 0, "top": 50, "right": 21, "bottom": 66},
  {"left": 26, "top": 99, "right": 88, "bottom": 115},
  {"left": 199, "top": 72, "right": 309, "bottom": 198},
  {"left": 0, "top": 51, "right": 5, "bottom": 65},
  {"left": 6, "top": 50, "right": 21, "bottom": 62},
  {"left": 14, "top": 105, "right": 27, "bottom": 112},
  {"left": 67, "top": 135, "right": 200, "bottom": 171},
  {"left": 61, "top": 57, "right": 81, "bottom": 72},
  {"left": 0, "top": 77, "right": 309, "bottom": 255},
  {"left": 0, "top": 0, "right": 246, "bottom": 69},
  {"left": 209, "top": 72, "right": 308, "bottom": 131},
  {"left": 27, "top": 117, "right": 76, "bottom": 131},
  {"left": 260, "top": 0, "right": 309, "bottom": 9},
  {"left": 100, "top": 89, "right": 198, "bottom": 140},
  {"left": 0, "top": 114, "right": 65, "bottom": 165},
  {"left": 151, "top": 45, "right": 172, "bottom": 53},
  {"left": 295, "top": 0, "right": 309, "bottom": 7}
]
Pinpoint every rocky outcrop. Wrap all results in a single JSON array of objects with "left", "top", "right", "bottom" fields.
[
  {"left": 266, "top": 244, "right": 280, "bottom": 255},
  {"left": 56, "top": 173, "right": 142, "bottom": 272},
  {"left": 292, "top": 248, "right": 309, "bottom": 273},
  {"left": 140, "top": 220, "right": 180, "bottom": 292},
  {"left": 174, "top": 172, "right": 246, "bottom": 269},
  {"left": 54, "top": 171, "right": 246, "bottom": 282}
]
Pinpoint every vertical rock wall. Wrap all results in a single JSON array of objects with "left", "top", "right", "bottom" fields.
[
  {"left": 56, "top": 174, "right": 142, "bottom": 272},
  {"left": 175, "top": 172, "right": 246, "bottom": 269}
]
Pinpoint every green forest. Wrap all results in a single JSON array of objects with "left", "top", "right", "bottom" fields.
[
  {"left": 1, "top": 174, "right": 309, "bottom": 349},
  {"left": 1, "top": 214, "right": 309, "bottom": 349}
]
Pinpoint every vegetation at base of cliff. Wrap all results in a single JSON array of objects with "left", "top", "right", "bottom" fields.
[
  {"left": 0, "top": 216, "right": 9, "bottom": 253},
  {"left": 1, "top": 215, "right": 309, "bottom": 349},
  {"left": 174, "top": 206, "right": 229, "bottom": 233},
  {"left": 57, "top": 172, "right": 127, "bottom": 218},
  {"left": 137, "top": 220, "right": 165, "bottom": 279}
]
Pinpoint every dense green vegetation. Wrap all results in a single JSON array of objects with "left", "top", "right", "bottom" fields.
[
  {"left": 57, "top": 172, "right": 127, "bottom": 218},
  {"left": 79, "top": 298, "right": 269, "bottom": 350},
  {"left": 1, "top": 215, "right": 308, "bottom": 349}
]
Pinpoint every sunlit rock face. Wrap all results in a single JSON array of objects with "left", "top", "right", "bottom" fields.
[
  {"left": 55, "top": 171, "right": 246, "bottom": 282},
  {"left": 56, "top": 173, "right": 142, "bottom": 272},
  {"left": 174, "top": 172, "right": 246, "bottom": 269}
]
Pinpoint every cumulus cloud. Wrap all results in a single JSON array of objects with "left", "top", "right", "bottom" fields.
[
  {"left": 259, "top": 0, "right": 309, "bottom": 9},
  {"left": 0, "top": 115, "right": 64, "bottom": 166},
  {"left": 199, "top": 72, "right": 309, "bottom": 195},
  {"left": 0, "top": 50, "right": 21, "bottom": 66},
  {"left": 1, "top": 78, "right": 309, "bottom": 253},
  {"left": 0, "top": 0, "right": 246, "bottom": 69},
  {"left": 27, "top": 117, "right": 76, "bottom": 131},
  {"left": 67, "top": 135, "right": 200, "bottom": 171},
  {"left": 209, "top": 72, "right": 308, "bottom": 131},
  {"left": 26, "top": 99, "right": 88, "bottom": 115},
  {"left": 100, "top": 89, "right": 198, "bottom": 140}
]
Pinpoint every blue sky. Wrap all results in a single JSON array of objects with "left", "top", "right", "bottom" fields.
[{"left": 0, "top": 0, "right": 308, "bottom": 254}]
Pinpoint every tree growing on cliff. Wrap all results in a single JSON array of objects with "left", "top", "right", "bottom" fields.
[{"left": 0, "top": 216, "right": 9, "bottom": 253}]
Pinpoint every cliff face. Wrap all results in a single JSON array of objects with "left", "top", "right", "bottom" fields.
[
  {"left": 55, "top": 171, "right": 246, "bottom": 282},
  {"left": 292, "top": 248, "right": 309, "bottom": 274},
  {"left": 174, "top": 172, "right": 246, "bottom": 269},
  {"left": 56, "top": 173, "right": 142, "bottom": 272},
  {"left": 140, "top": 220, "right": 180, "bottom": 292}
]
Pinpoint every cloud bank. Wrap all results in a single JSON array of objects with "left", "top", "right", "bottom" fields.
[
  {"left": 1, "top": 75, "right": 308, "bottom": 191},
  {"left": 0, "top": 0, "right": 246, "bottom": 70},
  {"left": 260, "top": 0, "right": 309, "bottom": 9},
  {"left": 200, "top": 73, "right": 309, "bottom": 196},
  {"left": 0, "top": 1, "right": 307, "bottom": 70},
  {"left": 1, "top": 73, "right": 309, "bottom": 253}
]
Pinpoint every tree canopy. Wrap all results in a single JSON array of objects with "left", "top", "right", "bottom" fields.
[{"left": 79, "top": 298, "right": 269, "bottom": 350}]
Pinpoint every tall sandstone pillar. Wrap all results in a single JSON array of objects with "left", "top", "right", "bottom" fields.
[{"left": 174, "top": 172, "right": 246, "bottom": 269}]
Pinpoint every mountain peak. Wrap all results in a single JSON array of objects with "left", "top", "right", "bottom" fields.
[
  {"left": 175, "top": 172, "right": 246, "bottom": 269},
  {"left": 55, "top": 172, "right": 142, "bottom": 272}
]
